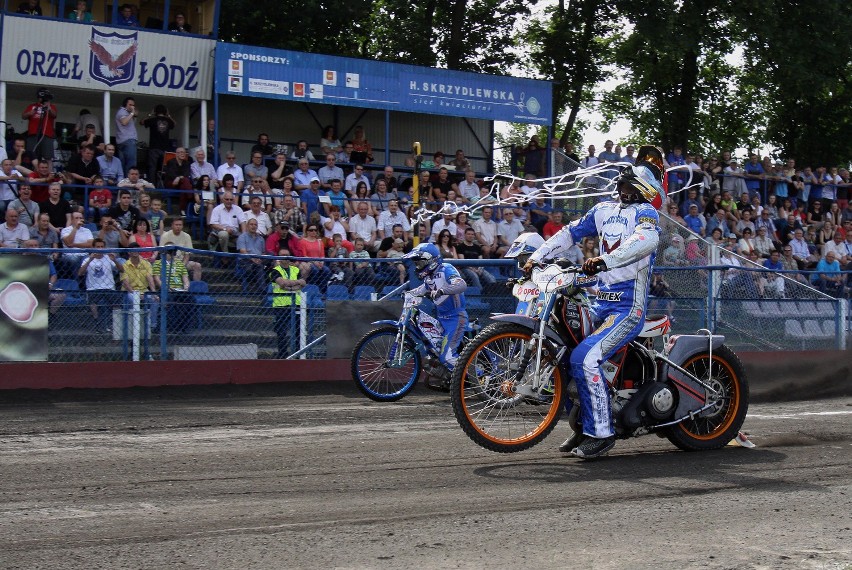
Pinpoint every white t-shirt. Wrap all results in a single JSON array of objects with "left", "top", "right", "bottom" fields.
[
  {"left": 348, "top": 214, "right": 377, "bottom": 242},
  {"left": 84, "top": 256, "right": 117, "bottom": 290},
  {"left": 60, "top": 225, "right": 94, "bottom": 259}
]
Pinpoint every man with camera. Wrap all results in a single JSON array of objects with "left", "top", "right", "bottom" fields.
[{"left": 22, "top": 88, "right": 57, "bottom": 162}]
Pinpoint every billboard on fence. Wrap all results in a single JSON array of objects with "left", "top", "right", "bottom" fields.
[
  {"left": 0, "top": 255, "right": 48, "bottom": 362},
  {"left": 0, "top": 15, "right": 215, "bottom": 99},
  {"left": 216, "top": 43, "right": 552, "bottom": 125}
]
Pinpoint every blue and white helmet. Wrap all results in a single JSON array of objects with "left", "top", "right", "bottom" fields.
[
  {"left": 504, "top": 232, "right": 545, "bottom": 268},
  {"left": 403, "top": 242, "right": 442, "bottom": 278}
]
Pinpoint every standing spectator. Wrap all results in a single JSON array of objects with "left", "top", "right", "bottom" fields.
[
  {"left": 519, "top": 135, "right": 545, "bottom": 178},
  {"left": 237, "top": 218, "right": 268, "bottom": 291},
  {"left": 96, "top": 144, "right": 123, "bottom": 186},
  {"left": 743, "top": 154, "right": 765, "bottom": 200},
  {"left": 208, "top": 191, "right": 246, "bottom": 255},
  {"left": 269, "top": 250, "right": 305, "bottom": 358},
  {"left": 79, "top": 238, "right": 118, "bottom": 333},
  {"left": 350, "top": 126, "right": 373, "bottom": 163},
  {"left": 22, "top": 88, "right": 57, "bottom": 161},
  {"left": 141, "top": 104, "right": 175, "bottom": 183},
  {"left": 8, "top": 184, "right": 39, "bottom": 228},
  {"left": 115, "top": 97, "right": 139, "bottom": 175}
]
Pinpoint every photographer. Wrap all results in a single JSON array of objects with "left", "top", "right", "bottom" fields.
[{"left": 21, "top": 88, "right": 57, "bottom": 162}]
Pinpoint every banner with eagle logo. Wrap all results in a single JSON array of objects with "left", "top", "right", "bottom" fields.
[{"left": 89, "top": 29, "right": 138, "bottom": 87}]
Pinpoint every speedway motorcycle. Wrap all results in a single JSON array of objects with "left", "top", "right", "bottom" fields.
[
  {"left": 351, "top": 292, "right": 479, "bottom": 401},
  {"left": 450, "top": 262, "right": 749, "bottom": 453}
]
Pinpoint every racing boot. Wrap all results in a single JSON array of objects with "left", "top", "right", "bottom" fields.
[
  {"left": 572, "top": 435, "right": 616, "bottom": 460},
  {"left": 558, "top": 430, "right": 587, "bottom": 453}
]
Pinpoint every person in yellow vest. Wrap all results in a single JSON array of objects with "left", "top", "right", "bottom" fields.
[{"left": 269, "top": 248, "right": 306, "bottom": 358}]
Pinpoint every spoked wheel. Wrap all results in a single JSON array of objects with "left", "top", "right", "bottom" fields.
[
  {"left": 665, "top": 345, "right": 749, "bottom": 451},
  {"left": 450, "top": 323, "right": 566, "bottom": 453},
  {"left": 351, "top": 326, "right": 421, "bottom": 402}
]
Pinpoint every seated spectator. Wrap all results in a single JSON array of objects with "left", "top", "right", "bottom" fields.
[
  {"left": 244, "top": 150, "right": 269, "bottom": 185},
  {"left": 807, "top": 200, "right": 826, "bottom": 232},
  {"left": 706, "top": 209, "right": 731, "bottom": 238},
  {"left": 87, "top": 176, "right": 112, "bottom": 223},
  {"left": 236, "top": 218, "right": 267, "bottom": 292},
  {"left": 318, "top": 155, "right": 344, "bottom": 192},
  {"left": 344, "top": 164, "right": 371, "bottom": 195},
  {"left": 430, "top": 167, "right": 457, "bottom": 204},
  {"left": 163, "top": 147, "right": 193, "bottom": 213},
  {"left": 377, "top": 199, "right": 410, "bottom": 241},
  {"left": 59, "top": 211, "right": 95, "bottom": 275},
  {"left": 542, "top": 210, "right": 565, "bottom": 239},
  {"left": 581, "top": 236, "right": 599, "bottom": 260},
  {"left": 349, "top": 237, "right": 375, "bottom": 283},
  {"left": 0, "top": 208, "right": 31, "bottom": 247},
  {"left": 244, "top": 196, "right": 273, "bottom": 237},
  {"left": 370, "top": 179, "right": 396, "bottom": 213},
  {"left": 474, "top": 206, "right": 498, "bottom": 258},
  {"left": 348, "top": 181, "right": 375, "bottom": 219},
  {"left": 760, "top": 249, "right": 785, "bottom": 298},
  {"left": 208, "top": 191, "right": 246, "bottom": 256},
  {"left": 216, "top": 152, "right": 245, "bottom": 192},
  {"left": 528, "top": 196, "right": 553, "bottom": 233},
  {"left": 117, "top": 167, "right": 155, "bottom": 205},
  {"left": 457, "top": 226, "right": 496, "bottom": 290},
  {"left": 684, "top": 234, "right": 707, "bottom": 264},
  {"left": 811, "top": 251, "right": 847, "bottom": 297},
  {"left": 822, "top": 231, "right": 850, "bottom": 267},
  {"left": 450, "top": 149, "right": 470, "bottom": 171},
  {"left": 662, "top": 234, "right": 687, "bottom": 266},
  {"left": 298, "top": 223, "right": 331, "bottom": 284},
  {"left": 430, "top": 211, "right": 457, "bottom": 243},
  {"left": 496, "top": 210, "right": 524, "bottom": 257},
  {"left": 265, "top": 221, "right": 302, "bottom": 257},
  {"left": 251, "top": 133, "right": 274, "bottom": 157},
  {"left": 116, "top": 3, "right": 140, "bottom": 26},
  {"left": 241, "top": 176, "right": 274, "bottom": 210},
  {"left": 268, "top": 151, "right": 294, "bottom": 190},
  {"left": 383, "top": 238, "right": 407, "bottom": 284},
  {"left": 95, "top": 144, "right": 123, "bottom": 186},
  {"left": 322, "top": 206, "right": 351, "bottom": 243},
  {"left": 348, "top": 202, "right": 377, "bottom": 249},
  {"left": 63, "top": 145, "right": 100, "bottom": 188},
  {"left": 457, "top": 169, "right": 480, "bottom": 203},
  {"left": 68, "top": 0, "right": 92, "bottom": 21},
  {"left": 28, "top": 159, "right": 60, "bottom": 203},
  {"left": 336, "top": 141, "right": 354, "bottom": 164},
  {"left": 319, "top": 126, "right": 343, "bottom": 156},
  {"left": 682, "top": 203, "right": 706, "bottom": 236},
  {"left": 272, "top": 194, "right": 306, "bottom": 236},
  {"left": 326, "top": 233, "right": 354, "bottom": 288},
  {"left": 375, "top": 165, "right": 399, "bottom": 194},
  {"left": 77, "top": 123, "right": 105, "bottom": 156},
  {"left": 8, "top": 184, "right": 39, "bottom": 228},
  {"left": 17, "top": 0, "right": 43, "bottom": 15},
  {"left": 737, "top": 228, "right": 758, "bottom": 257},
  {"left": 350, "top": 126, "right": 373, "bottom": 164},
  {"left": 168, "top": 11, "right": 191, "bottom": 32},
  {"left": 301, "top": 177, "right": 329, "bottom": 220},
  {"left": 132, "top": 218, "right": 157, "bottom": 261},
  {"left": 290, "top": 140, "right": 316, "bottom": 162},
  {"left": 753, "top": 226, "right": 774, "bottom": 257},
  {"left": 815, "top": 221, "right": 835, "bottom": 254},
  {"left": 159, "top": 218, "right": 200, "bottom": 280}
]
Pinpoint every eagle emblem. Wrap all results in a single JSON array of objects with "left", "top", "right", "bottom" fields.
[{"left": 89, "top": 28, "right": 137, "bottom": 86}]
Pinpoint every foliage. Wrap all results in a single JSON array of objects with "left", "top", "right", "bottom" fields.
[{"left": 525, "top": 0, "right": 617, "bottom": 145}]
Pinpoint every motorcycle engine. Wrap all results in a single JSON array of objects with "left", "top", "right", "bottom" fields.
[{"left": 616, "top": 381, "right": 677, "bottom": 431}]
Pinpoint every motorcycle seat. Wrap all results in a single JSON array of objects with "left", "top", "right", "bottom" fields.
[{"left": 638, "top": 314, "right": 670, "bottom": 338}]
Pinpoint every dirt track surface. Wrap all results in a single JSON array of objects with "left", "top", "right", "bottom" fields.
[{"left": 1, "top": 383, "right": 850, "bottom": 570}]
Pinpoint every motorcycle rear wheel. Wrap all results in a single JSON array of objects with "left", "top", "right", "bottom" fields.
[
  {"left": 665, "top": 345, "right": 749, "bottom": 451},
  {"left": 351, "top": 326, "right": 421, "bottom": 402},
  {"left": 451, "top": 323, "right": 566, "bottom": 453}
]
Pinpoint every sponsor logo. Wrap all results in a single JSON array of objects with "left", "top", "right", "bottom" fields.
[
  {"left": 636, "top": 308, "right": 643, "bottom": 318},
  {"left": 594, "top": 314, "right": 617, "bottom": 334},
  {"left": 89, "top": 28, "right": 137, "bottom": 86},
  {"left": 591, "top": 374, "right": 601, "bottom": 384},
  {"left": 526, "top": 96, "right": 541, "bottom": 115},
  {"left": 597, "top": 291, "right": 623, "bottom": 302},
  {"left": 637, "top": 216, "right": 657, "bottom": 225}
]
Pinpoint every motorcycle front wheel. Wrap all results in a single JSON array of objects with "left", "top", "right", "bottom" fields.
[
  {"left": 665, "top": 345, "right": 749, "bottom": 451},
  {"left": 450, "top": 323, "right": 567, "bottom": 453},
  {"left": 351, "top": 326, "right": 421, "bottom": 402}
]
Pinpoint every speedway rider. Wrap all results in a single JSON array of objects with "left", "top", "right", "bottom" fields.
[
  {"left": 403, "top": 243, "right": 468, "bottom": 386},
  {"left": 524, "top": 146, "right": 665, "bottom": 459}
]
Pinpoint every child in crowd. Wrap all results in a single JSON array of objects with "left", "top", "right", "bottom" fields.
[
  {"left": 349, "top": 237, "right": 375, "bottom": 283},
  {"left": 149, "top": 198, "right": 165, "bottom": 239}
]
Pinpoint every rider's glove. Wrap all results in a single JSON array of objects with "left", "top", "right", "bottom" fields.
[
  {"left": 429, "top": 288, "right": 444, "bottom": 300},
  {"left": 582, "top": 256, "right": 607, "bottom": 276}
]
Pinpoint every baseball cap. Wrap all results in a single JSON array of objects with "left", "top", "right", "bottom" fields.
[
  {"left": 85, "top": 123, "right": 95, "bottom": 129},
  {"left": 310, "top": 176, "right": 320, "bottom": 183},
  {"left": 278, "top": 221, "right": 290, "bottom": 229},
  {"left": 393, "top": 238, "right": 404, "bottom": 245},
  {"left": 727, "top": 233, "right": 737, "bottom": 239}
]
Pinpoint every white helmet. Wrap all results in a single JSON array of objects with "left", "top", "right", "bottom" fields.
[{"left": 504, "top": 232, "right": 545, "bottom": 268}]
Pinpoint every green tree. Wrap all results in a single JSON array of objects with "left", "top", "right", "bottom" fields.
[
  {"left": 525, "top": 0, "right": 617, "bottom": 146},
  {"left": 733, "top": 0, "right": 852, "bottom": 165}
]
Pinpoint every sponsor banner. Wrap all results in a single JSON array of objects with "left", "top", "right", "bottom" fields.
[
  {"left": 0, "top": 255, "right": 48, "bottom": 362},
  {"left": 217, "top": 43, "right": 551, "bottom": 124},
  {"left": 0, "top": 15, "right": 214, "bottom": 99}
]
